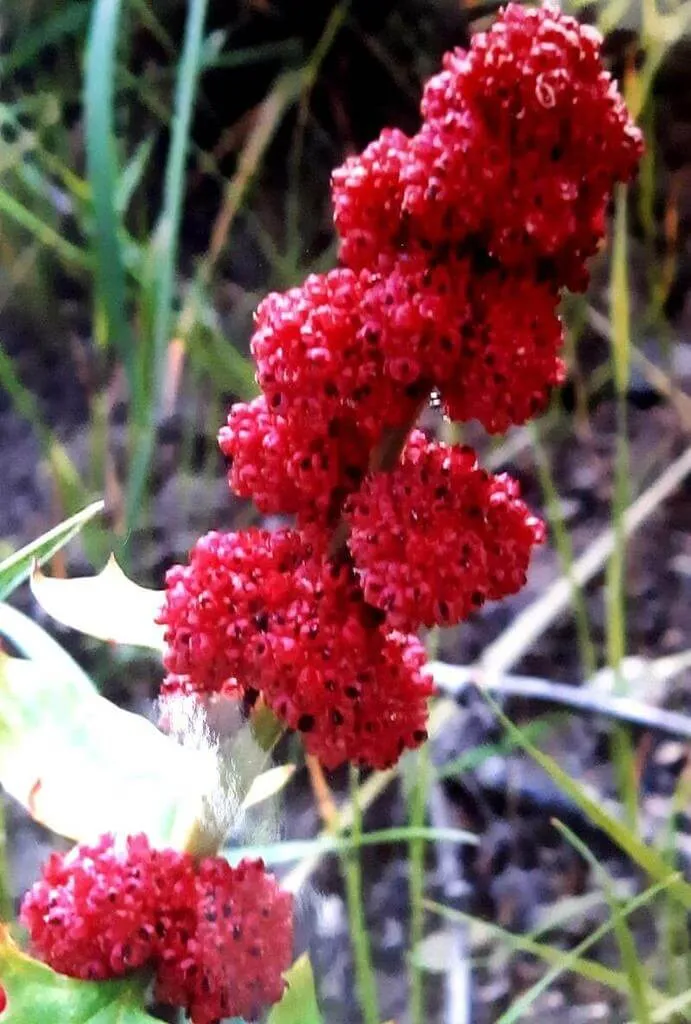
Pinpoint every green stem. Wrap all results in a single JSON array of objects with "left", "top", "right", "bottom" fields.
[
  {"left": 0, "top": 799, "right": 11, "bottom": 921},
  {"left": 342, "top": 764, "right": 380, "bottom": 1024},
  {"left": 408, "top": 743, "right": 430, "bottom": 1024}
]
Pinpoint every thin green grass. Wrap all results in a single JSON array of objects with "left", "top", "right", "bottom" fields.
[
  {"left": 554, "top": 819, "right": 652, "bottom": 1024},
  {"left": 608, "top": 185, "right": 639, "bottom": 831},
  {"left": 341, "top": 765, "right": 380, "bottom": 1024},
  {"left": 84, "top": 0, "right": 136, "bottom": 378}
]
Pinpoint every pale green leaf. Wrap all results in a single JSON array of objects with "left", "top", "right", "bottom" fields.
[
  {"left": 0, "top": 653, "right": 214, "bottom": 848},
  {"left": 31, "top": 555, "right": 164, "bottom": 650},
  {"left": 241, "top": 764, "right": 295, "bottom": 813},
  {"left": 266, "top": 954, "right": 322, "bottom": 1024}
]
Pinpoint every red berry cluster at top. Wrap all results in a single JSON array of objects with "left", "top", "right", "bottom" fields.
[
  {"left": 159, "top": 4, "right": 641, "bottom": 769},
  {"left": 21, "top": 833, "right": 292, "bottom": 1024}
]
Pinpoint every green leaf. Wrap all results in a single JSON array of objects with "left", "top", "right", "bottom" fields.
[
  {"left": 31, "top": 555, "right": 164, "bottom": 649},
  {"left": 241, "top": 764, "right": 295, "bottom": 813},
  {"left": 0, "top": 927, "right": 159, "bottom": 1023},
  {"left": 0, "top": 500, "right": 103, "bottom": 601},
  {"left": 266, "top": 955, "right": 323, "bottom": 1024},
  {"left": 0, "top": 653, "right": 214, "bottom": 848}
]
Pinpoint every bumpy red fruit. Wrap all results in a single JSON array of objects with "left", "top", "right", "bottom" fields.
[
  {"left": 258, "top": 558, "right": 434, "bottom": 768},
  {"left": 219, "top": 397, "right": 302, "bottom": 516},
  {"left": 20, "top": 833, "right": 172, "bottom": 980},
  {"left": 220, "top": 395, "right": 375, "bottom": 526},
  {"left": 253, "top": 269, "right": 396, "bottom": 434},
  {"left": 360, "top": 249, "right": 472, "bottom": 388},
  {"left": 444, "top": 272, "right": 565, "bottom": 433},
  {"left": 156, "top": 858, "right": 293, "bottom": 1024},
  {"left": 332, "top": 128, "right": 411, "bottom": 269},
  {"left": 158, "top": 528, "right": 306, "bottom": 697},
  {"left": 418, "top": 3, "right": 643, "bottom": 284},
  {"left": 345, "top": 432, "right": 545, "bottom": 631}
]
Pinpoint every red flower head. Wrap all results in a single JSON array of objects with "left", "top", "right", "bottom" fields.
[
  {"left": 418, "top": 3, "right": 643, "bottom": 284},
  {"left": 445, "top": 271, "right": 565, "bottom": 433},
  {"left": 22, "top": 834, "right": 292, "bottom": 1023},
  {"left": 20, "top": 834, "right": 191, "bottom": 981},
  {"left": 256, "top": 557, "right": 434, "bottom": 768},
  {"left": 332, "top": 128, "right": 412, "bottom": 269},
  {"left": 360, "top": 249, "right": 472, "bottom": 389},
  {"left": 158, "top": 528, "right": 306, "bottom": 697},
  {"left": 155, "top": 857, "right": 293, "bottom": 1024},
  {"left": 159, "top": 527, "right": 433, "bottom": 768},
  {"left": 346, "top": 432, "right": 545, "bottom": 630}
]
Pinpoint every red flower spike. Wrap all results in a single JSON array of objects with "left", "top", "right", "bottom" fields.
[
  {"left": 155, "top": 858, "right": 293, "bottom": 1024},
  {"left": 444, "top": 272, "right": 565, "bottom": 433},
  {"left": 345, "top": 432, "right": 545, "bottom": 631},
  {"left": 19, "top": 834, "right": 178, "bottom": 981}
]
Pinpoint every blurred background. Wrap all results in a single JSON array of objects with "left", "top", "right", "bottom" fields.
[{"left": 1, "top": 1, "right": 691, "bottom": 1021}]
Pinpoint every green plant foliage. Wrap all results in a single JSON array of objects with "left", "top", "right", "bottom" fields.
[{"left": 0, "top": 927, "right": 158, "bottom": 1023}]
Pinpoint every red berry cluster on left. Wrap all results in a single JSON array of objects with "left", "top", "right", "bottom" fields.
[
  {"left": 20, "top": 833, "right": 292, "bottom": 1024},
  {"left": 159, "top": 528, "right": 433, "bottom": 769}
]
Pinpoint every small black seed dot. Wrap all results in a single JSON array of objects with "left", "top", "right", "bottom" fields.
[{"left": 298, "top": 714, "right": 315, "bottom": 732}]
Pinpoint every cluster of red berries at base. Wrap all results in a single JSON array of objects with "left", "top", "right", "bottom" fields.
[
  {"left": 20, "top": 833, "right": 293, "bottom": 1024},
  {"left": 159, "top": 3, "right": 642, "bottom": 771}
]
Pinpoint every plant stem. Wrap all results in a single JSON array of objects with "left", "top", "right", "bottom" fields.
[
  {"left": 0, "top": 800, "right": 11, "bottom": 922},
  {"left": 408, "top": 742, "right": 430, "bottom": 1024},
  {"left": 342, "top": 764, "right": 380, "bottom": 1024}
]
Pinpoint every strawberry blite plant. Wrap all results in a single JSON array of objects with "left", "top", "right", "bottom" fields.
[{"left": 12, "top": 6, "right": 641, "bottom": 1023}]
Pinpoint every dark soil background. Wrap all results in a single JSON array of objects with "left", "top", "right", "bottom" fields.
[{"left": 2, "top": 3, "right": 691, "bottom": 1022}]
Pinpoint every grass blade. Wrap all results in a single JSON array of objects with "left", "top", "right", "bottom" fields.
[
  {"left": 0, "top": 188, "right": 91, "bottom": 269},
  {"left": 126, "top": 0, "right": 211, "bottom": 532},
  {"left": 84, "top": 0, "right": 136, "bottom": 375},
  {"left": 0, "top": 2, "right": 90, "bottom": 75},
  {"left": 0, "top": 500, "right": 104, "bottom": 600},
  {"left": 0, "top": 343, "right": 88, "bottom": 514},
  {"left": 340, "top": 765, "right": 380, "bottom": 1024},
  {"left": 554, "top": 819, "right": 651, "bottom": 1024},
  {"left": 427, "top": 874, "right": 675, "bottom": 1019},
  {"left": 486, "top": 695, "right": 691, "bottom": 911}
]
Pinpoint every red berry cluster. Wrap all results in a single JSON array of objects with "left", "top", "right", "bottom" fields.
[
  {"left": 159, "top": 4, "right": 641, "bottom": 769},
  {"left": 21, "top": 834, "right": 292, "bottom": 1024}
]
